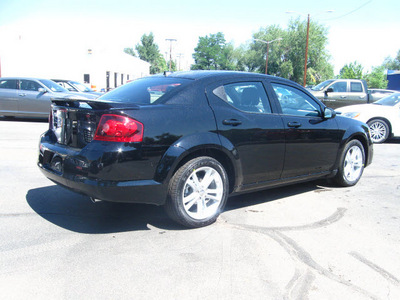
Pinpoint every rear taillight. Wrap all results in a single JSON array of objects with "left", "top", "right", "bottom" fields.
[{"left": 94, "top": 114, "right": 143, "bottom": 143}]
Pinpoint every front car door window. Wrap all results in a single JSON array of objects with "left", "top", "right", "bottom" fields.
[
  {"left": 329, "top": 81, "right": 347, "bottom": 93},
  {"left": 272, "top": 85, "right": 320, "bottom": 117},
  {"left": 20, "top": 80, "right": 42, "bottom": 92}
]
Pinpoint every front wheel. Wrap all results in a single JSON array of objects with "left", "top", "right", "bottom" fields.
[
  {"left": 333, "top": 140, "right": 365, "bottom": 187},
  {"left": 165, "top": 157, "right": 229, "bottom": 228},
  {"left": 367, "top": 119, "right": 389, "bottom": 143}
]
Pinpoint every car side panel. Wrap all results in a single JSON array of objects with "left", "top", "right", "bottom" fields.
[
  {"left": 0, "top": 88, "right": 18, "bottom": 115},
  {"left": 17, "top": 90, "right": 51, "bottom": 117},
  {"left": 153, "top": 132, "right": 230, "bottom": 183}
]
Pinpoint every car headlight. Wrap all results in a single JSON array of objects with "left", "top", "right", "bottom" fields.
[{"left": 341, "top": 112, "right": 360, "bottom": 119}]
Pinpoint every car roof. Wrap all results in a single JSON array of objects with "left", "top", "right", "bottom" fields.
[
  {"left": 163, "top": 70, "right": 274, "bottom": 81},
  {"left": 0, "top": 77, "right": 46, "bottom": 81}
]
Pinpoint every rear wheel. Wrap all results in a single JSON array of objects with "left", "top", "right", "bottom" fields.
[
  {"left": 333, "top": 140, "right": 365, "bottom": 187},
  {"left": 165, "top": 156, "right": 228, "bottom": 228},
  {"left": 367, "top": 119, "right": 389, "bottom": 143}
]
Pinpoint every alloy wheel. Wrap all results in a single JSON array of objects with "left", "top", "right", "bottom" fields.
[
  {"left": 182, "top": 166, "right": 224, "bottom": 220},
  {"left": 369, "top": 120, "right": 388, "bottom": 143},
  {"left": 343, "top": 145, "right": 363, "bottom": 182}
]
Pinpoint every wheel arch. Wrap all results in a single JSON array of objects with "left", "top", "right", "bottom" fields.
[
  {"left": 154, "top": 133, "right": 239, "bottom": 194},
  {"left": 342, "top": 132, "right": 372, "bottom": 169},
  {"left": 172, "top": 148, "right": 236, "bottom": 194}
]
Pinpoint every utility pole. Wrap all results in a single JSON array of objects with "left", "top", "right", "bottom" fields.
[
  {"left": 176, "top": 53, "right": 184, "bottom": 71},
  {"left": 286, "top": 10, "right": 333, "bottom": 86},
  {"left": 165, "top": 39, "right": 177, "bottom": 72}
]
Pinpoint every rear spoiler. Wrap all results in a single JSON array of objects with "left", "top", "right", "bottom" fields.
[{"left": 51, "top": 97, "right": 140, "bottom": 111}]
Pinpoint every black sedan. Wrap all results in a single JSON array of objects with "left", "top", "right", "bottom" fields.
[{"left": 38, "top": 71, "right": 373, "bottom": 228}]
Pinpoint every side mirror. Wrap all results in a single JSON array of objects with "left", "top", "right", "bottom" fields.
[
  {"left": 324, "top": 87, "right": 333, "bottom": 97},
  {"left": 38, "top": 88, "right": 47, "bottom": 94},
  {"left": 324, "top": 107, "right": 336, "bottom": 119}
]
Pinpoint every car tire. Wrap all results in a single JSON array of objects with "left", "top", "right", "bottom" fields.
[
  {"left": 367, "top": 119, "right": 390, "bottom": 143},
  {"left": 165, "top": 156, "right": 229, "bottom": 228},
  {"left": 333, "top": 139, "right": 365, "bottom": 187}
]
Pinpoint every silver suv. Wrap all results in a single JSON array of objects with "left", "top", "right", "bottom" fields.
[{"left": 0, "top": 77, "right": 97, "bottom": 118}]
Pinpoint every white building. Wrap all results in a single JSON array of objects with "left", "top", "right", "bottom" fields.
[{"left": 0, "top": 31, "right": 150, "bottom": 92}]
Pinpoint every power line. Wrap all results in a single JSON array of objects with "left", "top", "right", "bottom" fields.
[{"left": 321, "top": 0, "right": 373, "bottom": 21}]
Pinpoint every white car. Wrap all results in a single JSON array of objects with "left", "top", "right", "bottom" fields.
[{"left": 337, "top": 92, "right": 400, "bottom": 143}]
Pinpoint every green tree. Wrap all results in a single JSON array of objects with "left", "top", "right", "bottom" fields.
[
  {"left": 364, "top": 66, "right": 388, "bottom": 89},
  {"left": 191, "top": 32, "right": 235, "bottom": 70},
  {"left": 248, "top": 20, "right": 333, "bottom": 85},
  {"left": 135, "top": 33, "right": 167, "bottom": 74},
  {"left": 166, "top": 60, "right": 177, "bottom": 72},
  {"left": 285, "top": 18, "right": 333, "bottom": 85},
  {"left": 124, "top": 48, "right": 136, "bottom": 57},
  {"left": 250, "top": 25, "right": 286, "bottom": 74},
  {"left": 233, "top": 46, "right": 261, "bottom": 72},
  {"left": 382, "top": 49, "right": 400, "bottom": 70},
  {"left": 339, "top": 61, "right": 364, "bottom": 79}
]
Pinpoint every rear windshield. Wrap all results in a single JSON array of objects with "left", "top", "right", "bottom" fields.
[{"left": 98, "top": 77, "right": 192, "bottom": 104}]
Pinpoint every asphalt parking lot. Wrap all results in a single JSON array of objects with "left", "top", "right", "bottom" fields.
[{"left": 1, "top": 118, "right": 399, "bottom": 300}]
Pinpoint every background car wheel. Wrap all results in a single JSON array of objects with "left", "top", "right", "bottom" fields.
[
  {"left": 333, "top": 139, "right": 365, "bottom": 187},
  {"left": 367, "top": 119, "right": 389, "bottom": 143},
  {"left": 165, "top": 156, "right": 229, "bottom": 228}
]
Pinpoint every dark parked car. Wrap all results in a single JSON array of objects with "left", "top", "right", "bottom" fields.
[
  {"left": 38, "top": 71, "right": 373, "bottom": 227},
  {"left": 0, "top": 77, "right": 98, "bottom": 118}
]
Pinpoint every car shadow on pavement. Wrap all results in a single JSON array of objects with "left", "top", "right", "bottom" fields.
[
  {"left": 225, "top": 181, "right": 325, "bottom": 212},
  {"left": 26, "top": 185, "right": 182, "bottom": 234},
  {"left": 387, "top": 137, "right": 400, "bottom": 144},
  {"left": 27, "top": 181, "right": 327, "bottom": 233}
]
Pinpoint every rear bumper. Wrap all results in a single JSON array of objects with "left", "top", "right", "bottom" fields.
[
  {"left": 38, "top": 131, "right": 167, "bottom": 205},
  {"left": 38, "top": 164, "right": 167, "bottom": 205}
]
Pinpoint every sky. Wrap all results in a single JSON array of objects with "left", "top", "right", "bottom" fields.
[{"left": 0, "top": 0, "right": 399, "bottom": 74}]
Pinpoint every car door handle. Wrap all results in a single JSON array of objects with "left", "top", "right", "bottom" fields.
[
  {"left": 19, "top": 93, "right": 26, "bottom": 97},
  {"left": 340, "top": 96, "right": 347, "bottom": 99},
  {"left": 287, "top": 122, "right": 302, "bottom": 128},
  {"left": 222, "top": 119, "right": 242, "bottom": 126}
]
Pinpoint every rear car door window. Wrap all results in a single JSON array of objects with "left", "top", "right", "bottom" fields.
[
  {"left": 271, "top": 83, "right": 321, "bottom": 117},
  {"left": 213, "top": 82, "right": 272, "bottom": 114},
  {"left": 350, "top": 82, "right": 363, "bottom": 92},
  {"left": 0, "top": 79, "right": 18, "bottom": 90}
]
